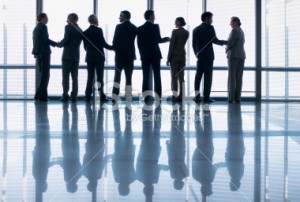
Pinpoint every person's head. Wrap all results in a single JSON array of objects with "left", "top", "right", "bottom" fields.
[
  {"left": 230, "top": 16, "right": 241, "bottom": 28},
  {"left": 201, "top": 184, "right": 213, "bottom": 196},
  {"left": 119, "top": 10, "right": 131, "bottom": 22},
  {"left": 175, "top": 17, "right": 186, "bottom": 28},
  {"left": 87, "top": 180, "right": 98, "bottom": 192},
  {"left": 174, "top": 179, "right": 185, "bottom": 190},
  {"left": 118, "top": 183, "right": 130, "bottom": 196},
  {"left": 88, "top": 14, "right": 98, "bottom": 26},
  {"left": 144, "top": 10, "right": 155, "bottom": 22},
  {"left": 67, "top": 182, "right": 78, "bottom": 193},
  {"left": 230, "top": 180, "right": 241, "bottom": 191},
  {"left": 201, "top": 11, "right": 213, "bottom": 24},
  {"left": 37, "top": 13, "right": 48, "bottom": 24},
  {"left": 67, "top": 13, "right": 78, "bottom": 24}
]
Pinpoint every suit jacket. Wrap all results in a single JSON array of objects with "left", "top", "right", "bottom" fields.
[
  {"left": 83, "top": 25, "right": 113, "bottom": 63},
  {"left": 59, "top": 23, "right": 83, "bottom": 63},
  {"left": 137, "top": 21, "right": 169, "bottom": 61},
  {"left": 226, "top": 27, "right": 246, "bottom": 59},
  {"left": 192, "top": 22, "right": 225, "bottom": 60},
  {"left": 32, "top": 23, "right": 57, "bottom": 56},
  {"left": 167, "top": 27, "right": 189, "bottom": 62},
  {"left": 112, "top": 20, "right": 137, "bottom": 65}
]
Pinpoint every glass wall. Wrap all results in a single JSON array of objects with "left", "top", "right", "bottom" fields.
[
  {"left": 262, "top": 0, "right": 300, "bottom": 99},
  {"left": 0, "top": 0, "right": 300, "bottom": 100},
  {"left": 0, "top": 0, "right": 36, "bottom": 98}
]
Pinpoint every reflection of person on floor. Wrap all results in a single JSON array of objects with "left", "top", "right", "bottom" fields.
[
  {"left": 83, "top": 103, "right": 112, "bottom": 199},
  {"left": 112, "top": 106, "right": 136, "bottom": 196},
  {"left": 32, "top": 103, "right": 51, "bottom": 202},
  {"left": 166, "top": 106, "right": 188, "bottom": 190},
  {"left": 226, "top": 104, "right": 245, "bottom": 191},
  {"left": 136, "top": 105, "right": 168, "bottom": 202},
  {"left": 60, "top": 103, "right": 82, "bottom": 193},
  {"left": 192, "top": 108, "right": 224, "bottom": 200}
]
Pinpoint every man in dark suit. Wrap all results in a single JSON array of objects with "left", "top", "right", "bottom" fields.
[
  {"left": 137, "top": 10, "right": 170, "bottom": 103},
  {"left": 58, "top": 13, "right": 83, "bottom": 102},
  {"left": 32, "top": 13, "right": 57, "bottom": 101},
  {"left": 83, "top": 14, "right": 113, "bottom": 102},
  {"left": 112, "top": 10, "right": 137, "bottom": 103},
  {"left": 192, "top": 11, "right": 226, "bottom": 103}
]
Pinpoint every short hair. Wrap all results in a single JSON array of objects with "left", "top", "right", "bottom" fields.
[
  {"left": 88, "top": 14, "right": 97, "bottom": 24},
  {"left": 231, "top": 16, "right": 242, "bottom": 26},
  {"left": 176, "top": 17, "right": 186, "bottom": 26},
  {"left": 144, "top": 10, "right": 154, "bottom": 20},
  {"left": 201, "top": 11, "right": 213, "bottom": 22},
  {"left": 121, "top": 10, "right": 131, "bottom": 20},
  {"left": 37, "top": 13, "right": 47, "bottom": 22},
  {"left": 67, "top": 13, "right": 78, "bottom": 23}
]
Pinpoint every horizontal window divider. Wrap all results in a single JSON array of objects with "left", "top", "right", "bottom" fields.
[{"left": 1, "top": 65, "right": 299, "bottom": 71}]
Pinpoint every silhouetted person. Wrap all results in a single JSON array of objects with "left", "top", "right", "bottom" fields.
[
  {"left": 166, "top": 106, "right": 188, "bottom": 190},
  {"left": 83, "top": 14, "right": 113, "bottom": 102},
  {"left": 32, "top": 13, "right": 58, "bottom": 101},
  {"left": 137, "top": 10, "right": 170, "bottom": 102},
  {"left": 166, "top": 17, "right": 189, "bottom": 102},
  {"left": 112, "top": 106, "right": 136, "bottom": 196},
  {"left": 136, "top": 105, "right": 168, "bottom": 202},
  {"left": 32, "top": 103, "right": 51, "bottom": 202},
  {"left": 60, "top": 102, "right": 82, "bottom": 193},
  {"left": 192, "top": 11, "right": 226, "bottom": 103},
  {"left": 83, "top": 103, "right": 112, "bottom": 201},
  {"left": 226, "top": 104, "right": 245, "bottom": 191},
  {"left": 112, "top": 10, "right": 137, "bottom": 103},
  {"left": 58, "top": 13, "right": 83, "bottom": 102},
  {"left": 226, "top": 17, "right": 246, "bottom": 103}
]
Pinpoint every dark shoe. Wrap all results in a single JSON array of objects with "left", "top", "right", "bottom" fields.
[
  {"left": 85, "top": 97, "right": 91, "bottom": 102},
  {"left": 203, "top": 98, "right": 214, "bottom": 103},
  {"left": 171, "top": 96, "right": 177, "bottom": 102},
  {"left": 193, "top": 96, "right": 201, "bottom": 103},
  {"left": 71, "top": 97, "right": 77, "bottom": 102},
  {"left": 100, "top": 95, "right": 110, "bottom": 102},
  {"left": 60, "top": 97, "right": 68, "bottom": 102}
]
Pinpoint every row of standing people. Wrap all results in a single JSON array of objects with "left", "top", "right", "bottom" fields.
[{"left": 32, "top": 10, "right": 245, "bottom": 103}]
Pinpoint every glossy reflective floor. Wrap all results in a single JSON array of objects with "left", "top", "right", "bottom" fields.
[{"left": 0, "top": 100, "right": 300, "bottom": 202}]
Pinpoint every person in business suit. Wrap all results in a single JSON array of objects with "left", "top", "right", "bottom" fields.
[
  {"left": 112, "top": 10, "right": 137, "bottom": 103},
  {"left": 58, "top": 13, "right": 83, "bottom": 102},
  {"left": 112, "top": 107, "right": 136, "bottom": 196},
  {"left": 226, "top": 103, "right": 245, "bottom": 191},
  {"left": 32, "top": 13, "right": 58, "bottom": 101},
  {"left": 226, "top": 17, "right": 246, "bottom": 103},
  {"left": 167, "top": 17, "right": 189, "bottom": 102},
  {"left": 137, "top": 10, "right": 170, "bottom": 103},
  {"left": 83, "top": 14, "right": 113, "bottom": 102},
  {"left": 192, "top": 11, "right": 226, "bottom": 103}
]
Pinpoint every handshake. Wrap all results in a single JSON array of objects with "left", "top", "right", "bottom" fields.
[{"left": 55, "top": 42, "right": 63, "bottom": 48}]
